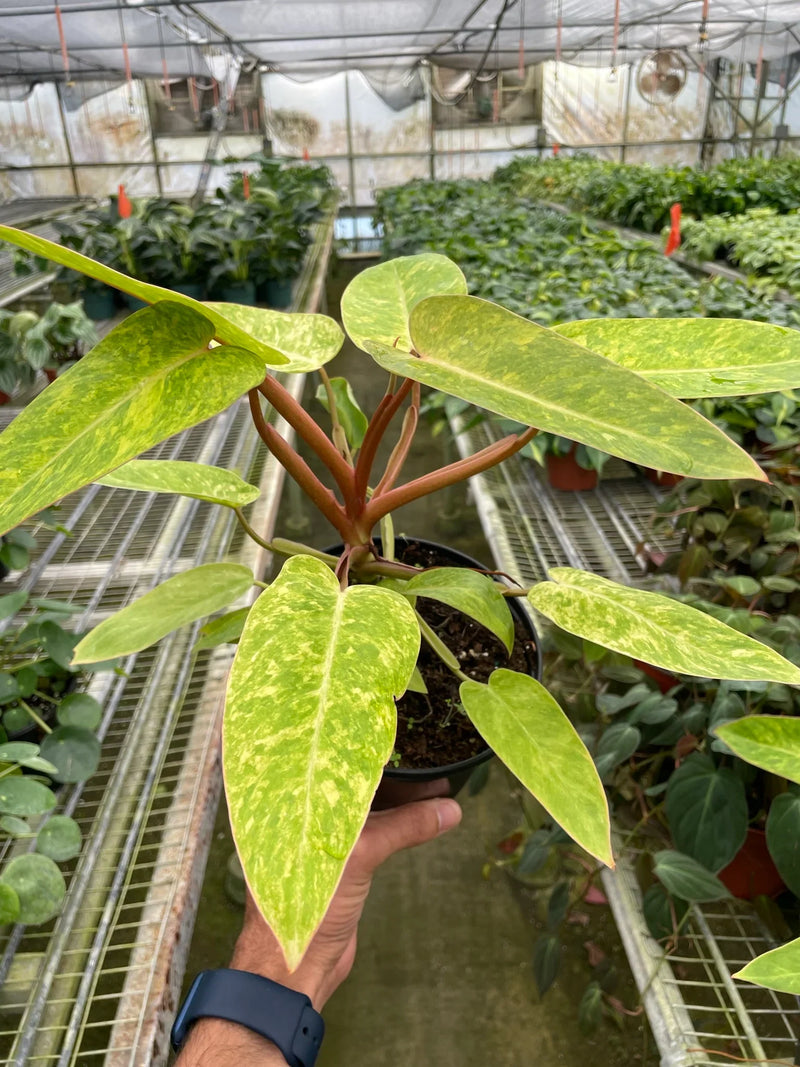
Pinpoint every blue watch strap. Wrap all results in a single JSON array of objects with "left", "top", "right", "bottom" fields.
[{"left": 170, "top": 968, "right": 324, "bottom": 1066}]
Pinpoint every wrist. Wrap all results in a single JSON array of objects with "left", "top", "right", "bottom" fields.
[{"left": 231, "top": 923, "right": 326, "bottom": 1009}]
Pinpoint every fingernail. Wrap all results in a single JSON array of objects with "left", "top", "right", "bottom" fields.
[{"left": 436, "top": 799, "right": 462, "bottom": 835}]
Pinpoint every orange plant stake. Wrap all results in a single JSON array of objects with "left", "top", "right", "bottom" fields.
[
  {"left": 242, "top": 172, "right": 250, "bottom": 199},
  {"left": 665, "top": 202, "right": 682, "bottom": 256},
  {"left": 118, "top": 184, "right": 132, "bottom": 219}
]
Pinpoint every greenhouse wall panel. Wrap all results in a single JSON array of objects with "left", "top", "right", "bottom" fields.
[{"left": 60, "top": 82, "right": 151, "bottom": 165}]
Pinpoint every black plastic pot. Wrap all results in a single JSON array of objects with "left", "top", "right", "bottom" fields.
[
  {"left": 324, "top": 536, "right": 541, "bottom": 810},
  {"left": 82, "top": 288, "right": 116, "bottom": 321}
]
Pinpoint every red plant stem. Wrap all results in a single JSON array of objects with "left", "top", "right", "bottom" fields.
[
  {"left": 258, "top": 375, "right": 355, "bottom": 503},
  {"left": 364, "top": 427, "right": 539, "bottom": 527},
  {"left": 248, "top": 390, "right": 352, "bottom": 539},
  {"left": 354, "top": 378, "right": 414, "bottom": 502},
  {"left": 373, "top": 382, "right": 420, "bottom": 496}
]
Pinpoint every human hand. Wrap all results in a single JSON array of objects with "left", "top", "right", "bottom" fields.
[{"left": 230, "top": 791, "right": 463, "bottom": 1009}]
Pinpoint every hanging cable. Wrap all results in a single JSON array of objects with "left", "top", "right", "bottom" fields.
[
  {"left": 518, "top": 0, "right": 525, "bottom": 78},
  {"left": 555, "top": 0, "right": 563, "bottom": 82},
  {"left": 54, "top": 3, "right": 71, "bottom": 82}
]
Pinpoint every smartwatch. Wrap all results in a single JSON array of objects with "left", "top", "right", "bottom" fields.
[{"left": 170, "top": 968, "right": 324, "bottom": 1066}]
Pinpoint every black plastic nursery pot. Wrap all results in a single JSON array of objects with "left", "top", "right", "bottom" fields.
[
  {"left": 264, "top": 278, "right": 294, "bottom": 309},
  {"left": 81, "top": 288, "right": 116, "bottom": 321},
  {"left": 172, "top": 282, "right": 205, "bottom": 300},
  {"left": 216, "top": 281, "right": 257, "bottom": 305},
  {"left": 324, "top": 537, "right": 542, "bottom": 811}
]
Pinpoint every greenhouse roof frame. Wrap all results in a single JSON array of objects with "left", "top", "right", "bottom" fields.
[{"left": 0, "top": 0, "right": 798, "bottom": 84}]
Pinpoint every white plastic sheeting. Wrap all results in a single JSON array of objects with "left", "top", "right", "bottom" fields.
[{"left": 0, "top": 0, "right": 797, "bottom": 83}]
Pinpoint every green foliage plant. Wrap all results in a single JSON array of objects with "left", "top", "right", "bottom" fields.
[
  {"left": 1, "top": 224, "right": 800, "bottom": 969},
  {"left": 0, "top": 591, "right": 106, "bottom": 925}
]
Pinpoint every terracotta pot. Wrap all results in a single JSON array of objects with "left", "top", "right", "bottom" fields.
[
  {"left": 44, "top": 368, "right": 58, "bottom": 384},
  {"left": 324, "top": 537, "right": 542, "bottom": 810},
  {"left": 718, "top": 828, "right": 785, "bottom": 900},
  {"left": 546, "top": 445, "right": 598, "bottom": 491},
  {"left": 0, "top": 390, "right": 11, "bottom": 405},
  {"left": 643, "top": 468, "right": 683, "bottom": 488},
  {"left": 634, "top": 660, "right": 678, "bottom": 695}
]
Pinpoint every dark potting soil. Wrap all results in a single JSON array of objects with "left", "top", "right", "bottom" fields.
[{"left": 392, "top": 541, "right": 537, "bottom": 769}]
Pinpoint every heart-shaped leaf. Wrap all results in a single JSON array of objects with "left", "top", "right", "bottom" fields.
[
  {"left": 40, "top": 726, "right": 100, "bottom": 783},
  {"left": 766, "top": 793, "right": 800, "bottom": 896},
  {"left": 73, "top": 562, "right": 254, "bottom": 663},
  {"left": 224, "top": 555, "right": 420, "bottom": 968},
  {"left": 734, "top": 937, "right": 800, "bottom": 994},
  {"left": 554, "top": 318, "right": 800, "bottom": 398},
  {"left": 205, "top": 303, "right": 343, "bottom": 372},
  {"left": 0, "top": 777, "right": 57, "bottom": 817},
  {"left": 533, "top": 934, "right": 561, "bottom": 995},
  {"left": 56, "top": 692, "right": 103, "bottom": 731},
  {"left": 459, "top": 669, "right": 612, "bottom": 866},
  {"left": 528, "top": 570, "right": 800, "bottom": 683},
  {"left": 366, "top": 295, "right": 764, "bottom": 481},
  {"left": 665, "top": 754, "right": 748, "bottom": 872},
  {"left": 341, "top": 253, "right": 467, "bottom": 353},
  {"left": 97, "top": 459, "right": 261, "bottom": 508},
  {"left": 653, "top": 849, "right": 731, "bottom": 902},
  {"left": 715, "top": 716, "right": 800, "bottom": 785},
  {"left": 594, "top": 723, "right": 641, "bottom": 779},
  {"left": 0, "top": 304, "right": 267, "bottom": 537},
  {"left": 0, "top": 224, "right": 287, "bottom": 364},
  {"left": 0, "top": 591, "right": 28, "bottom": 622}
]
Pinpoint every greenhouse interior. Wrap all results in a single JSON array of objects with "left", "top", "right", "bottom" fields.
[{"left": 5, "top": 1, "right": 800, "bottom": 1065}]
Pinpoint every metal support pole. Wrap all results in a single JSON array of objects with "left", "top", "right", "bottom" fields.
[
  {"left": 699, "top": 57, "right": 718, "bottom": 169},
  {"left": 620, "top": 63, "right": 633, "bottom": 162},
  {"left": 749, "top": 59, "right": 768, "bottom": 158},
  {"left": 344, "top": 71, "right": 357, "bottom": 210},
  {"left": 55, "top": 84, "right": 79, "bottom": 196}
]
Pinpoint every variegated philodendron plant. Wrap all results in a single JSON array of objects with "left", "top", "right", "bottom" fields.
[{"left": 1, "top": 226, "right": 800, "bottom": 969}]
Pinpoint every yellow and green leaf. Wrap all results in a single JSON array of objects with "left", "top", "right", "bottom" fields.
[
  {"left": 554, "top": 318, "right": 800, "bottom": 398},
  {"left": 97, "top": 459, "right": 260, "bottom": 508},
  {"left": 400, "top": 568, "right": 515, "bottom": 653},
  {"left": 715, "top": 716, "right": 800, "bottom": 785},
  {"left": 734, "top": 938, "right": 800, "bottom": 995},
  {"left": 205, "top": 303, "right": 343, "bottom": 372},
  {"left": 528, "top": 570, "right": 800, "bottom": 684},
  {"left": 367, "top": 295, "right": 765, "bottom": 481},
  {"left": 460, "top": 668, "right": 612, "bottom": 867},
  {"left": 223, "top": 555, "right": 420, "bottom": 968},
  {"left": 0, "top": 303, "right": 266, "bottom": 536},
  {"left": 72, "top": 563, "right": 254, "bottom": 663}
]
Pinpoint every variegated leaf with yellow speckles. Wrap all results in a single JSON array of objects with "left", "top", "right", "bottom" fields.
[
  {"left": 223, "top": 555, "right": 420, "bottom": 968},
  {"left": 528, "top": 569, "right": 800, "bottom": 684},
  {"left": 398, "top": 568, "right": 515, "bottom": 653},
  {"left": 341, "top": 253, "right": 467, "bottom": 353},
  {"left": 72, "top": 563, "right": 255, "bottom": 663},
  {"left": 734, "top": 938, "right": 800, "bottom": 995},
  {"left": 97, "top": 459, "right": 260, "bottom": 508},
  {"left": 554, "top": 318, "right": 800, "bottom": 398},
  {"left": 205, "top": 303, "right": 343, "bottom": 372},
  {"left": 715, "top": 716, "right": 800, "bottom": 784},
  {"left": 366, "top": 295, "right": 765, "bottom": 482},
  {"left": 0, "top": 303, "right": 266, "bottom": 536},
  {"left": 460, "top": 669, "right": 612, "bottom": 866},
  {"left": 0, "top": 225, "right": 287, "bottom": 365}
]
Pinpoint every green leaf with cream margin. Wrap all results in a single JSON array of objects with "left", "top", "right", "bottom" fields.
[
  {"left": 460, "top": 669, "right": 612, "bottom": 866},
  {"left": 528, "top": 570, "right": 800, "bottom": 684},
  {"left": 734, "top": 937, "right": 800, "bottom": 995},
  {"left": 341, "top": 253, "right": 467, "bottom": 353},
  {"left": 98, "top": 460, "right": 260, "bottom": 508},
  {"left": 554, "top": 318, "right": 800, "bottom": 398},
  {"left": 205, "top": 303, "right": 343, "bottom": 372},
  {"left": 715, "top": 716, "right": 800, "bottom": 785},
  {"left": 224, "top": 555, "right": 420, "bottom": 968},
  {"left": 0, "top": 304, "right": 266, "bottom": 537},
  {"left": 366, "top": 295, "right": 764, "bottom": 481},
  {"left": 72, "top": 563, "right": 254, "bottom": 663},
  {"left": 400, "top": 568, "right": 515, "bottom": 653},
  {"left": 0, "top": 225, "right": 287, "bottom": 365}
]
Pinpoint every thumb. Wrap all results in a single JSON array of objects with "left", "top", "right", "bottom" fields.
[{"left": 355, "top": 798, "right": 462, "bottom": 873}]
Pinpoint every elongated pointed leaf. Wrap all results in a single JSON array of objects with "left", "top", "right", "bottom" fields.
[
  {"left": 194, "top": 607, "right": 251, "bottom": 651},
  {"left": 528, "top": 570, "right": 800, "bottom": 684},
  {"left": 224, "top": 555, "right": 420, "bottom": 968},
  {"left": 734, "top": 938, "right": 800, "bottom": 994},
  {"left": 73, "top": 562, "right": 254, "bottom": 663},
  {"left": 0, "top": 304, "right": 267, "bottom": 537},
  {"left": 206, "top": 303, "right": 343, "bottom": 372},
  {"left": 368, "top": 296, "right": 764, "bottom": 481},
  {"left": 315, "top": 377, "right": 368, "bottom": 450},
  {"left": 341, "top": 253, "right": 467, "bottom": 353},
  {"left": 400, "top": 568, "right": 515, "bottom": 653},
  {"left": 460, "top": 669, "right": 612, "bottom": 866},
  {"left": 97, "top": 459, "right": 260, "bottom": 508},
  {"left": 554, "top": 318, "right": 800, "bottom": 398},
  {"left": 0, "top": 225, "right": 287, "bottom": 365},
  {"left": 715, "top": 716, "right": 800, "bottom": 784},
  {"left": 653, "top": 850, "right": 731, "bottom": 903}
]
